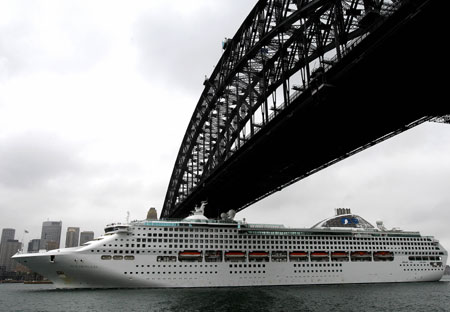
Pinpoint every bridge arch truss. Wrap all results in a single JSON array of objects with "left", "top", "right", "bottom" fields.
[{"left": 162, "top": 0, "right": 421, "bottom": 218}]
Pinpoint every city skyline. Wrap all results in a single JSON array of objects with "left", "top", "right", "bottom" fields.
[
  {"left": 0, "top": 0, "right": 449, "bottom": 255},
  {"left": 1, "top": 224, "right": 95, "bottom": 257}
]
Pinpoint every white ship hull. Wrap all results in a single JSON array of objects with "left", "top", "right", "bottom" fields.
[
  {"left": 14, "top": 252, "right": 446, "bottom": 289},
  {"left": 13, "top": 211, "right": 447, "bottom": 289}
]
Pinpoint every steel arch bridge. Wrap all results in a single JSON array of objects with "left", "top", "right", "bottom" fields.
[{"left": 161, "top": 0, "right": 446, "bottom": 218}]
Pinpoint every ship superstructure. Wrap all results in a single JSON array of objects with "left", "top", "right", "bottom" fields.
[{"left": 13, "top": 208, "right": 447, "bottom": 288}]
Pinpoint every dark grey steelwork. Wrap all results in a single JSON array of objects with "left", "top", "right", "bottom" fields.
[
  {"left": 430, "top": 116, "right": 450, "bottom": 125},
  {"left": 162, "top": 0, "right": 446, "bottom": 218}
]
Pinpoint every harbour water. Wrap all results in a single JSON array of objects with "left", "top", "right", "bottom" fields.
[{"left": 1, "top": 276, "right": 450, "bottom": 312}]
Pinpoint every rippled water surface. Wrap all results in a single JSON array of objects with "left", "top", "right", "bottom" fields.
[{"left": 2, "top": 276, "right": 450, "bottom": 312}]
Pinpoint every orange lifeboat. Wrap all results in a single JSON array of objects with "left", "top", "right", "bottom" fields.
[
  {"left": 373, "top": 251, "right": 394, "bottom": 261},
  {"left": 373, "top": 251, "right": 393, "bottom": 257},
  {"left": 289, "top": 251, "right": 308, "bottom": 258},
  {"left": 249, "top": 251, "right": 269, "bottom": 258},
  {"left": 310, "top": 251, "right": 329, "bottom": 259},
  {"left": 225, "top": 251, "right": 246, "bottom": 258},
  {"left": 331, "top": 251, "right": 348, "bottom": 257},
  {"left": 178, "top": 251, "right": 202, "bottom": 258},
  {"left": 350, "top": 251, "right": 371, "bottom": 261},
  {"left": 351, "top": 251, "right": 370, "bottom": 257}
]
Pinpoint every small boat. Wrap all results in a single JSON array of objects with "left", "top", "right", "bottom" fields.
[
  {"left": 311, "top": 251, "right": 329, "bottom": 257},
  {"left": 373, "top": 251, "right": 394, "bottom": 257},
  {"left": 289, "top": 251, "right": 308, "bottom": 257},
  {"left": 289, "top": 251, "right": 308, "bottom": 261},
  {"left": 351, "top": 251, "right": 371, "bottom": 257},
  {"left": 331, "top": 251, "right": 348, "bottom": 257},
  {"left": 178, "top": 251, "right": 202, "bottom": 258},
  {"left": 373, "top": 251, "right": 394, "bottom": 261},
  {"left": 225, "top": 251, "right": 246, "bottom": 258},
  {"left": 350, "top": 251, "right": 371, "bottom": 261},
  {"left": 249, "top": 251, "right": 269, "bottom": 258}
]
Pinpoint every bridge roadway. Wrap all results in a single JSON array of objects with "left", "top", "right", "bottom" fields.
[{"left": 163, "top": 0, "right": 447, "bottom": 219}]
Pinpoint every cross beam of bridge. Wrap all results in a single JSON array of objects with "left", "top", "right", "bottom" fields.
[{"left": 161, "top": 0, "right": 447, "bottom": 219}]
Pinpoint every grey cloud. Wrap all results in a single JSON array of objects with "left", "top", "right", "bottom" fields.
[
  {"left": 0, "top": 132, "right": 82, "bottom": 189},
  {"left": 133, "top": 1, "right": 256, "bottom": 94},
  {"left": 0, "top": 2, "right": 111, "bottom": 78}
]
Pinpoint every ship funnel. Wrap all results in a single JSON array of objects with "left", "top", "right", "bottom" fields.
[{"left": 147, "top": 207, "right": 158, "bottom": 220}]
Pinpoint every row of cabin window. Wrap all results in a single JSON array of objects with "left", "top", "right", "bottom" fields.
[
  {"left": 230, "top": 271, "right": 266, "bottom": 274},
  {"left": 103, "top": 243, "right": 438, "bottom": 252},
  {"left": 94, "top": 250, "right": 444, "bottom": 261},
  {"left": 124, "top": 271, "right": 219, "bottom": 275},
  {"left": 92, "top": 245, "right": 439, "bottom": 255},
  {"left": 403, "top": 268, "right": 443, "bottom": 271},
  {"left": 130, "top": 231, "right": 432, "bottom": 242},
  {"left": 135, "top": 227, "right": 432, "bottom": 242},
  {"left": 134, "top": 227, "right": 236, "bottom": 233},
  {"left": 293, "top": 270, "right": 343, "bottom": 273},
  {"left": 110, "top": 239, "right": 434, "bottom": 246},
  {"left": 137, "top": 264, "right": 219, "bottom": 268},
  {"left": 101, "top": 255, "right": 134, "bottom": 260},
  {"left": 104, "top": 245, "right": 437, "bottom": 253},
  {"left": 293, "top": 263, "right": 343, "bottom": 267},
  {"left": 229, "top": 263, "right": 266, "bottom": 268}
]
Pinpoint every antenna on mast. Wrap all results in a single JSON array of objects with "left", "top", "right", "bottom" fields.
[{"left": 126, "top": 211, "right": 130, "bottom": 223}]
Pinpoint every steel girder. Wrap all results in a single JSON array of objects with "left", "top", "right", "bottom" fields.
[{"left": 162, "top": 0, "right": 408, "bottom": 218}]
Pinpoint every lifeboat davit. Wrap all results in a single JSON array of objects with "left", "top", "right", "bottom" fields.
[{"left": 205, "top": 251, "right": 221, "bottom": 258}]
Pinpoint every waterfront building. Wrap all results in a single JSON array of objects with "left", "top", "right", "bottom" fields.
[
  {"left": 1, "top": 228, "right": 15, "bottom": 248},
  {"left": 0, "top": 229, "right": 16, "bottom": 271},
  {"left": 0, "top": 239, "right": 21, "bottom": 272},
  {"left": 65, "top": 227, "right": 80, "bottom": 248},
  {"left": 27, "top": 239, "right": 41, "bottom": 253},
  {"left": 79, "top": 231, "right": 94, "bottom": 245},
  {"left": 40, "top": 221, "right": 62, "bottom": 251}
]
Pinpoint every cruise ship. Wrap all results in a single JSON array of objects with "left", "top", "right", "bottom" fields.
[{"left": 13, "top": 206, "right": 447, "bottom": 289}]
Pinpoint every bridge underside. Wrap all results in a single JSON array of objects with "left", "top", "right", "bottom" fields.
[{"left": 169, "top": 0, "right": 447, "bottom": 219}]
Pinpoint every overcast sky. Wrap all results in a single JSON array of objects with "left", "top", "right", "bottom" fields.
[{"left": 1, "top": 0, "right": 449, "bottom": 252}]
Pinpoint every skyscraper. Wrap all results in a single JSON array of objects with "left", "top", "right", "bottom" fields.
[
  {"left": 27, "top": 239, "right": 41, "bottom": 253},
  {"left": 79, "top": 231, "right": 94, "bottom": 245},
  {"left": 0, "top": 239, "right": 21, "bottom": 272},
  {"left": 65, "top": 227, "right": 80, "bottom": 248},
  {"left": 1, "top": 228, "right": 15, "bottom": 247},
  {"left": 0, "top": 229, "right": 16, "bottom": 272},
  {"left": 40, "top": 221, "right": 62, "bottom": 251}
]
